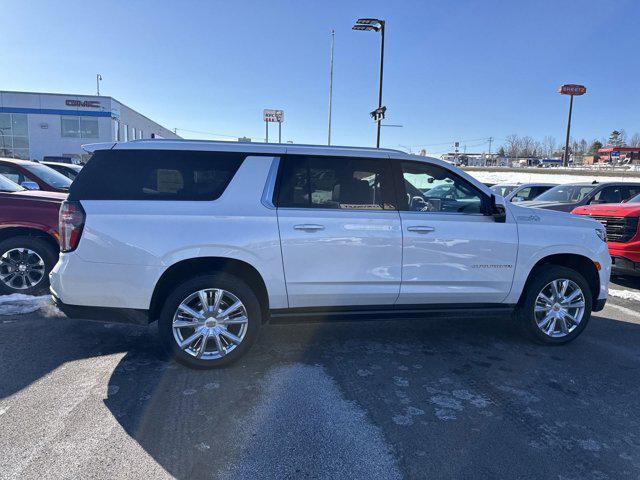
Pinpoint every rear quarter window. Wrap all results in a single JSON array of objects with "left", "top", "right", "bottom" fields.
[{"left": 69, "top": 150, "right": 244, "bottom": 201}]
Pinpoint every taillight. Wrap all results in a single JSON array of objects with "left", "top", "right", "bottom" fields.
[{"left": 59, "top": 200, "right": 86, "bottom": 252}]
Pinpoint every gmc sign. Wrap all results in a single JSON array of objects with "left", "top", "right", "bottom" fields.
[{"left": 65, "top": 99, "right": 101, "bottom": 108}]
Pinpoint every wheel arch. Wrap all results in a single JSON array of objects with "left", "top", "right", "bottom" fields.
[
  {"left": 149, "top": 257, "right": 270, "bottom": 323},
  {"left": 518, "top": 253, "right": 600, "bottom": 306},
  {"left": 0, "top": 226, "right": 60, "bottom": 252}
]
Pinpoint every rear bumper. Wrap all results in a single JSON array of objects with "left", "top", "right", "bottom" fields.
[{"left": 52, "top": 293, "right": 150, "bottom": 325}]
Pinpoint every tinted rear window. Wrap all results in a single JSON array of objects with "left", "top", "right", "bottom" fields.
[{"left": 69, "top": 149, "right": 244, "bottom": 201}]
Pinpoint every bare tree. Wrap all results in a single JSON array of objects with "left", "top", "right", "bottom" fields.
[
  {"left": 542, "top": 136, "right": 557, "bottom": 158},
  {"left": 629, "top": 133, "right": 640, "bottom": 147},
  {"left": 503, "top": 134, "right": 521, "bottom": 157}
]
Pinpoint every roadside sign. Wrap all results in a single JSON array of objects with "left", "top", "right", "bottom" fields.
[
  {"left": 611, "top": 151, "right": 620, "bottom": 158},
  {"left": 370, "top": 106, "right": 386, "bottom": 123},
  {"left": 558, "top": 84, "right": 587, "bottom": 96},
  {"left": 263, "top": 109, "right": 284, "bottom": 123}
]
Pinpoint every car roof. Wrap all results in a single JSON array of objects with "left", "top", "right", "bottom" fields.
[
  {"left": 559, "top": 181, "right": 640, "bottom": 186},
  {"left": 0, "top": 157, "right": 39, "bottom": 166},
  {"left": 83, "top": 139, "right": 410, "bottom": 159},
  {"left": 42, "top": 161, "right": 82, "bottom": 169}
]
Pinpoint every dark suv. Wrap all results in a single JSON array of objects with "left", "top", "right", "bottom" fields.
[{"left": 518, "top": 181, "right": 640, "bottom": 212}]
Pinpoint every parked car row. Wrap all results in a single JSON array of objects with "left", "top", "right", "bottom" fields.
[
  {"left": 491, "top": 180, "right": 640, "bottom": 277},
  {"left": 0, "top": 157, "right": 83, "bottom": 294}
]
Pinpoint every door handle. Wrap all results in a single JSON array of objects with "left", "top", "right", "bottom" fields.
[
  {"left": 294, "top": 224, "right": 325, "bottom": 232},
  {"left": 407, "top": 226, "right": 435, "bottom": 233}
]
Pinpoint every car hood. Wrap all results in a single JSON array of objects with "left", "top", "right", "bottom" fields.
[
  {"left": 515, "top": 200, "right": 576, "bottom": 211},
  {"left": 508, "top": 202, "right": 601, "bottom": 229},
  {"left": 11, "top": 190, "right": 67, "bottom": 202},
  {"left": 573, "top": 202, "right": 640, "bottom": 217}
]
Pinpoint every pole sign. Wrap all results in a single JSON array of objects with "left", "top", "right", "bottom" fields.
[
  {"left": 558, "top": 84, "right": 587, "bottom": 96},
  {"left": 263, "top": 109, "right": 284, "bottom": 123},
  {"left": 370, "top": 106, "right": 386, "bottom": 123},
  {"left": 611, "top": 151, "right": 620, "bottom": 158}
]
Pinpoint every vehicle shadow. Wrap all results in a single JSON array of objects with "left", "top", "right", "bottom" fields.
[
  {"left": 103, "top": 312, "right": 640, "bottom": 479},
  {"left": 0, "top": 310, "right": 150, "bottom": 402}
]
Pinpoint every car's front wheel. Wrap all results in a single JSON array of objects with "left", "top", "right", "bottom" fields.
[
  {"left": 158, "top": 273, "right": 262, "bottom": 368},
  {"left": 0, "top": 236, "right": 58, "bottom": 295},
  {"left": 517, "top": 265, "right": 592, "bottom": 344}
]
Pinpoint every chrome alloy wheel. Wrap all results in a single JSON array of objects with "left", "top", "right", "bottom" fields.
[
  {"left": 534, "top": 279, "right": 585, "bottom": 338},
  {"left": 0, "top": 248, "right": 46, "bottom": 290},
  {"left": 172, "top": 289, "right": 249, "bottom": 360}
]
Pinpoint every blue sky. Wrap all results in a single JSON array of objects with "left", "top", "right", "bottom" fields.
[{"left": 2, "top": 0, "right": 639, "bottom": 154}]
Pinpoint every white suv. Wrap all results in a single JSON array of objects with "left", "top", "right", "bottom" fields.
[{"left": 51, "top": 140, "right": 611, "bottom": 368}]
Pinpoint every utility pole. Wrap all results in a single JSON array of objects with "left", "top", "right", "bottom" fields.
[
  {"left": 488, "top": 136, "right": 493, "bottom": 155},
  {"left": 328, "top": 29, "right": 335, "bottom": 146}
]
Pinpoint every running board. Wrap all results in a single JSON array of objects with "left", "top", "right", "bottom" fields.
[{"left": 269, "top": 304, "right": 516, "bottom": 324}]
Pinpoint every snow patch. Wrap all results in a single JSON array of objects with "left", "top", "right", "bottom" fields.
[
  {"left": 0, "top": 294, "right": 51, "bottom": 316},
  {"left": 608, "top": 289, "right": 640, "bottom": 303}
]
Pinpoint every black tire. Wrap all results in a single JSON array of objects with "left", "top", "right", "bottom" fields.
[
  {"left": 0, "top": 236, "right": 59, "bottom": 295},
  {"left": 516, "top": 265, "right": 593, "bottom": 344},
  {"left": 158, "top": 273, "right": 262, "bottom": 369}
]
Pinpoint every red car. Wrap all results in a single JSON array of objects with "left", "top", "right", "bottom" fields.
[
  {"left": 573, "top": 195, "right": 640, "bottom": 277},
  {"left": 0, "top": 174, "right": 66, "bottom": 294},
  {"left": 0, "top": 157, "right": 72, "bottom": 193}
]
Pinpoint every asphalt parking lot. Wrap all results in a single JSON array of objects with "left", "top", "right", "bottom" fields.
[{"left": 1, "top": 278, "right": 640, "bottom": 480}]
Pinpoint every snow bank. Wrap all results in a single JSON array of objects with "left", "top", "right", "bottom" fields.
[
  {"left": 467, "top": 170, "right": 632, "bottom": 185},
  {"left": 0, "top": 294, "right": 54, "bottom": 316}
]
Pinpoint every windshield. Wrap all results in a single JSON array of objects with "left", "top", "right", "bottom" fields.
[
  {"left": 0, "top": 174, "right": 25, "bottom": 192},
  {"left": 490, "top": 185, "right": 517, "bottom": 197},
  {"left": 23, "top": 163, "right": 72, "bottom": 189},
  {"left": 534, "top": 184, "right": 597, "bottom": 203}
]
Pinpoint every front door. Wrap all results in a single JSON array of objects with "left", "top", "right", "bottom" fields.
[
  {"left": 276, "top": 154, "right": 402, "bottom": 308},
  {"left": 396, "top": 160, "right": 518, "bottom": 304}
]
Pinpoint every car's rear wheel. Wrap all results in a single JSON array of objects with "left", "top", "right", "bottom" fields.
[
  {"left": 158, "top": 273, "right": 261, "bottom": 368},
  {"left": 0, "top": 236, "right": 58, "bottom": 296},
  {"left": 517, "top": 265, "right": 592, "bottom": 344}
]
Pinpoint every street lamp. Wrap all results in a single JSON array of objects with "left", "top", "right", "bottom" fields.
[{"left": 353, "top": 17, "right": 385, "bottom": 148}]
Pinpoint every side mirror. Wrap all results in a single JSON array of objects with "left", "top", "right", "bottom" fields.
[
  {"left": 21, "top": 181, "right": 40, "bottom": 190},
  {"left": 511, "top": 196, "right": 523, "bottom": 203},
  {"left": 489, "top": 194, "right": 506, "bottom": 223}
]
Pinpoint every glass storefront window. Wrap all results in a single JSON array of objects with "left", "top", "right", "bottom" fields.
[
  {"left": 61, "top": 116, "right": 81, "bottom": 137},
  {"left": 61, "top": 116, "right": 99, "bottom": 138},
  {"left": 80, "top": 118, "right": 99, "bottom": 138},
  {"left": 0, "top": 113, "right": 29, "bottom": 159}
]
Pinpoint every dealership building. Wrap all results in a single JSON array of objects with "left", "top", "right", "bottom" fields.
[{"left": 0, "top": 90, "right": 180, "bottom": 163}]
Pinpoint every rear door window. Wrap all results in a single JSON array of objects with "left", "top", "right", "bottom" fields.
[{"left": 69, "top": 150, "right": 245, "bottom": 201}]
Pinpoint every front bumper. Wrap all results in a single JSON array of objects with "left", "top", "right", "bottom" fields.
[{"left": 611, "top": 256, "right": 640, "bottom": 277}]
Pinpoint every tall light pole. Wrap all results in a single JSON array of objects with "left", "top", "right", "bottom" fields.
[
  {"left": 558, "top": 84, "right": 587, "bottom": 167},
  {"left": 327, "top": 29, "right": 335, "bottom": 146},
  {"left": 96, "top": 74, "right": 103, "bottom": 96},
  {"left": 353, "top": 18, "right": 386, "bottom": 148}
]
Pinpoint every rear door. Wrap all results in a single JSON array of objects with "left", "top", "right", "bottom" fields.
[
  {"left": 395, "top": 159, "right": 518, "bottom": 304},
  {"left": 275, "top": 154, "right": 402, "bottom": 308}
]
